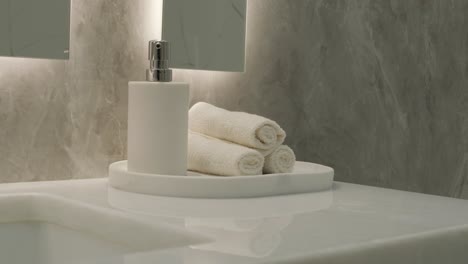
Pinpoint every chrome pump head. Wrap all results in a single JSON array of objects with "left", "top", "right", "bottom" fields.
[{"left": 146, "top": 40, "right": 173, "bottom": 82}]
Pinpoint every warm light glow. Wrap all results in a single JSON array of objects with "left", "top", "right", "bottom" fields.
[
  {"left": 0, "top": 56, "right": 60, "bottom": 81},
  {"left": 173, "top": 68, "right": 243, "bottom": 97},
  {"left": 144, "top": 0, "right": 164, "bottom": 41}
]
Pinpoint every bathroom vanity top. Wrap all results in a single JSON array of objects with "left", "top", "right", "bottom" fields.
[{"left": 1, "top": 178, "right": 468, "bottom": 264}]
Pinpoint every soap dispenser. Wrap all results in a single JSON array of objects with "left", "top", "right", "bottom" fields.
[{"left": 127, "top": 40, "right": 189, "bottom": 176}]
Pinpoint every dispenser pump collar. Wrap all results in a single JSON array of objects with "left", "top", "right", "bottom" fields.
[{"left": 146, "top": 40, "right": 173, "bottom": 82}]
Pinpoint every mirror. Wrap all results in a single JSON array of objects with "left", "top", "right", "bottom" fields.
[
  {"left": 162, "top": 0, "right": 247, "bottom": 72},
  {"left": 0, "top": 0, "right": 71, "bottom": 60}
]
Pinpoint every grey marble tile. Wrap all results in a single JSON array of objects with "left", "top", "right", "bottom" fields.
[
  {"left": 0, "top": 0, "right": 150, "bottom": 182},
  {"left": 175, "top": 0, "right": 468, "bottom": 199},
  {"left": 1, "top": 0, "right": 468, "bottom": 201}
]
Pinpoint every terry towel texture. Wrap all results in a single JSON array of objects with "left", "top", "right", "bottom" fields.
[
  {"left": 189, "top": 102, "right": 286, "bottom": 154},
  {"left": 188, "top": 132, "right": 265, "bottom": 176},
  {"left": 263, "top": 145, "right": 296, "bottom": 174}
]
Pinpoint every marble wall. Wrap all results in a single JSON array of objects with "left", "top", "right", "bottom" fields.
[
  {"left": 0, "top": 0, "right": 150, "bottom": 182},
  {"left": 176, "top": 0, "right": 468, "bottom": 199},
  {"left": 0, "top": 0, "right": 467, "bottom": 200}
]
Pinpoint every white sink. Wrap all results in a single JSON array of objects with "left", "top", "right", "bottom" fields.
[{"left": 0, "top": 193, "right": 209, "bottom": 264}]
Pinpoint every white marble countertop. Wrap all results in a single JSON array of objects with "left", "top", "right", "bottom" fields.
[{"left": 1, "top": 178, "right": 468, "bottom": 264}]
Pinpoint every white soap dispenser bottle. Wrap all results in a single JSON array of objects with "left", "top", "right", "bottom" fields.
[{"left": 127, "top": 40, "right": 189, "bottom": 176}]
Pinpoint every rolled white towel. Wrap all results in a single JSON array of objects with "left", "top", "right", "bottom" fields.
[
  {"left": 263, "top": 145, "right": 296, "bottom": 174},
  {"left": 189, "top": 102, "right": 286, "bottom": 153},
  {"left": 188, "top": 132, "right": 264, "bottom": 176}
]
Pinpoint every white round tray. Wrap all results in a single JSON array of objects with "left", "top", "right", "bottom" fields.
[{"left": 108, "top": 161, "right": 334, "bottom": 199}]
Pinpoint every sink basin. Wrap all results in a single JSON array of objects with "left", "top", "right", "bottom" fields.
[
  {"left": 0, "top": 193, "right": 209, "bottom": 264},
  {"left": 0, "top": 222, "right": 130, "bottom": 264}
]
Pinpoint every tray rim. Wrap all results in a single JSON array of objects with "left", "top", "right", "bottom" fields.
[
  {"left": 108, "top": 160, "right": 334, "bottom": 198},
  {"left": 109, "top": 160, "right": 333, "bottom": 180}
]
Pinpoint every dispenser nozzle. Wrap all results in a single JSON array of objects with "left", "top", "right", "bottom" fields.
[{"left": 146, "top": 40, "right": 173, "bottom": 82}]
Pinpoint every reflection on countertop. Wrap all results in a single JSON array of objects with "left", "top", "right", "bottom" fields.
[{"left": 108, "top": 186, "right": 334, "bottom": 258}]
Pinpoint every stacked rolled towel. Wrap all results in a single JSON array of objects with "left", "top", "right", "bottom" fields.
[
  {"left": 264, "top": 145, "right": 296, "bottom": 174},
  {"left": 188, "top": 102, "right": 296, "bottom": 176},
  {"left": 188, "top": 131, "right": 264, "bottom": 176},
  {"left": 189, "top": 102, "right": 286, "bottom": 155}
]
